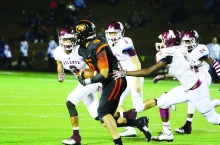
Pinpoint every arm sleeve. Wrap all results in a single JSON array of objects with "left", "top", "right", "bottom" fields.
[
  {"left": 160, "top": 56, "right": 173, "bottom": 64},
  {"left": 90, "top": 48, "right": 109, "bottom": 83}
]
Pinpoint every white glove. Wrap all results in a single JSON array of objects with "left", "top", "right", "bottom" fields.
[
  {"left": 152, "top": 74, "right": 166, "bottom": 84},
  {"left": 58, "top": 73, "right": 65, "bottom": 82},
  {"left": 112, "top": 70, "right": 126, "bottom": 80}
]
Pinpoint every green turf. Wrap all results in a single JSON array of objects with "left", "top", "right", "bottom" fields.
[{"left": 0, "top": 70, "right": 219, "bottom": 145}]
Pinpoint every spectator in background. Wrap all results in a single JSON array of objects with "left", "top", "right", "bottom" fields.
[
  {"left": 37, "top": 25, "right": 48, "bottom": 43},
  {"left": 107, "top": 0, "right": 120, "bottom": 6},
  {"left": 25, "top": 11, "right": 37, "bottom": 27},
  {"left": 25, "top": 24, "right": 38, "bottom": 42},
  {"left": 204, "top": 0, "right": 214, "bottom": 14},
  {"left": 138, "top": 10, "right": 148, "bottom": 28},
  {"left": 0, "top": 38, "right": 12, "bottom": 69},
  {"left": 58, "top": 0, "right": 66, "bottom": 15},
  {"left": 35, "top": 13, "right": 45, "bottom": 26},
  {"left": 46, "top": 35, "right": 58, "bottom": 71},
  {"left": 0, "top": 38, "right": 4, "bottom": 58},
  {"left": 49, "top": 0, "right": 58, "bottom": 11},
  {"left": 73, "top": 0, "right": 86, "bottom": 9},
  {"left": 168, "top": 4, "right": 189, "bottom": 25},
  {"left": 125, "top": 10, "right": 141, "bottom": 30},
  {"left": 16, "top": 36, "right": 32, "bottom": 70},
  {"left": 206, "top": 37, "right": 220, "bottom": 83},
  {"left": 87, "top": 9, "right": 95, "bottom": 23},
  {"left": 212, "top": 0, "right": 220, "bottom": 25},
  {"left": 62, "top": 1, "right": 79, "bottom": 26}
]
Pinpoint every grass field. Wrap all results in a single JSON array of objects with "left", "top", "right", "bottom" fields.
[{"left": 0, "top": 70, "right": 219, "bottom": 145}]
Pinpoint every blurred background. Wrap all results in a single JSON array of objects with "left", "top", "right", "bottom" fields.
[{"left": 0, "top": 0, "right": 219, "bottom": 71}]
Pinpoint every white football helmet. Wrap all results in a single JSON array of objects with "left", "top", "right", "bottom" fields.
[
  {"left": 58, "top": 26, "right": 77, "bottom": 51},
  {"left": 105, "top": 21, "right": 125, "bottom": 42},
  {"left": 155, "top": 29, "right": 182, "bottom": 51},
  {"left": 181, "top": 30, "right": 199, "bottom": 51}
]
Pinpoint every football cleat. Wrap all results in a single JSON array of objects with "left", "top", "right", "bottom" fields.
[
  {"left": 137, "top": 117, "right": 151, "bottom": 142},
  {"left": 151, "top": 130, "right": 174, "bottom": 142},
  {"left": 174, "top": 127, "right": 191, "bottom": 134},
  {"left": 119, "top": 127, "right": 136, "bottom": 137},
  {"left": 174, "top": 121, "right": 192, "bottom": 134},
  {"left": 62, "top": 135, "right": 81, "bottom": 145}
]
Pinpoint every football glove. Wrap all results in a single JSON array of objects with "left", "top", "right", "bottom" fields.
[
  {"left": 58, "top": 73, "right": 65, "bottom": 82},
  {"left": 78, "top": 72, "right": 91, "bottom": 86},
  {"left": 152, "top": 74, "right": 166, "bottom": 84},
  {"left": 112, "top": 70, "right": 126, "bottom": 80}
]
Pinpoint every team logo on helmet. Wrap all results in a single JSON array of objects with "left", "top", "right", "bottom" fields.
[{"left": 76, "top": 24, "right": 86, "bottom": 33}]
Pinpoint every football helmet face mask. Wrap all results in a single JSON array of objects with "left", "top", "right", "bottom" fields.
[
  {"left": 181, "top": 30, "right": 199, "bottom": 51},
  {"left": 71, "top": 20, "right": 96, "bottom": 46},
  {"left": 58, "top": 27, "right": 77, "bottom": 51},
  {"left": 105, "top": 21, "right": 125, "bottom": 42},
  {"left": 155, "top": 29, "right": 182, "bottom": 51}
]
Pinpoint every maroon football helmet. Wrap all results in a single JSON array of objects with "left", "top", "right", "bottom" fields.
[
  {"left": 182, "top": 30, "right": 199, "bottom": 51},
  {"left": 105, "top": 21, "right": 125, "bottom": 42},
  {"left": 155, "top": 29, "right": 182, "bottom": 51},
  {"left": 58, "top": 26, "right": 77, "bottom": 51}
]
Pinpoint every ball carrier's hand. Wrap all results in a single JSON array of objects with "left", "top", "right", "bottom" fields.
[{"left": 78, "top": 71, "right": 92, "bottom": 86}]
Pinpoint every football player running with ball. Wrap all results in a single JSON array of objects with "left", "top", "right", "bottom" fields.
[
  {"left": 53, "top": 26, "right": 101, "bottom": 145},
  {"left": 71, "top": 20, "right": 151, "bottom": 145},
  {"left": 113, "top": 29, "right": 220, "bottom": 142},
  {"left": 105, "top": 21, "right": 145, "bottom": 137}
]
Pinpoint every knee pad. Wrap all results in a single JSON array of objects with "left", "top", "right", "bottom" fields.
[
  {"left": 156, "top": 92, "right": 168, "bottom": 108},
  {"left": 66, "top": 101, "right": 78, "bottom": 117}
]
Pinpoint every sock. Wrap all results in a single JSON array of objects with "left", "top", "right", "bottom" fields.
[
  {"left": 184, "top": 120, "right": 192, "bottom": 127},
  {"left": 162, "top": 121, "right": 172, "bottom": 135},
  {"left": 159, "top": 108, "right": 170, "bottom": 118},
  {"left": 186, "top": 118, "right": 193, "bottom": 122},
  {"left": 113, "top": 137, "right": 123, "bottom": 145},
  {"left": 125, "top": 118, "right": 134, "bottom": 127},
  {"left": 122, "top": 109, "right": 137, "bottom": 119},
  {"left": 71, "top": 128, "right": 81, "bottom": 143}
]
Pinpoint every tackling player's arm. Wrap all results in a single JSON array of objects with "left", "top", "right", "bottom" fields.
[
  {"left": 201, "top": 55, "right": 220, "bottom": 77},
  {"left": 126, "top": 61, "right": 166, "bottom": 77}
]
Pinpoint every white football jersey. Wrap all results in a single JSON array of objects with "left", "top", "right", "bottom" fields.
[
  {"left": 189, "top": 44, "right": 210, "bottom": 76},
  {"left": 53, "top": 46, "right": 88, "bottom": 74},
  {"left": 156, "top": 46, "right": 198, "bottom": 92},
  {"left": 108, "top": 37, "right": 136, "bottom": 71}
]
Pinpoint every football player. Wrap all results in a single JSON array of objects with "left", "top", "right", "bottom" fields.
[
  {"left": 53, "top": 26, "right": 101, "bottom": 145},
  {"left": 113, "top": 29, "right": 220, "bottom": 142},
  {"left": 71, "top": 20, "right": 151, "bottom": 145},
  {"left": 105, "top": 21, "right": 144, "bottom": 137},
  {"left": 172, "top": 30, "right": 220, "bottom": 134}
]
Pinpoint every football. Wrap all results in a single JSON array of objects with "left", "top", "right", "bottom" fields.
[{"left": 80, "top": 68, "right": 96, "bottom": 79}]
